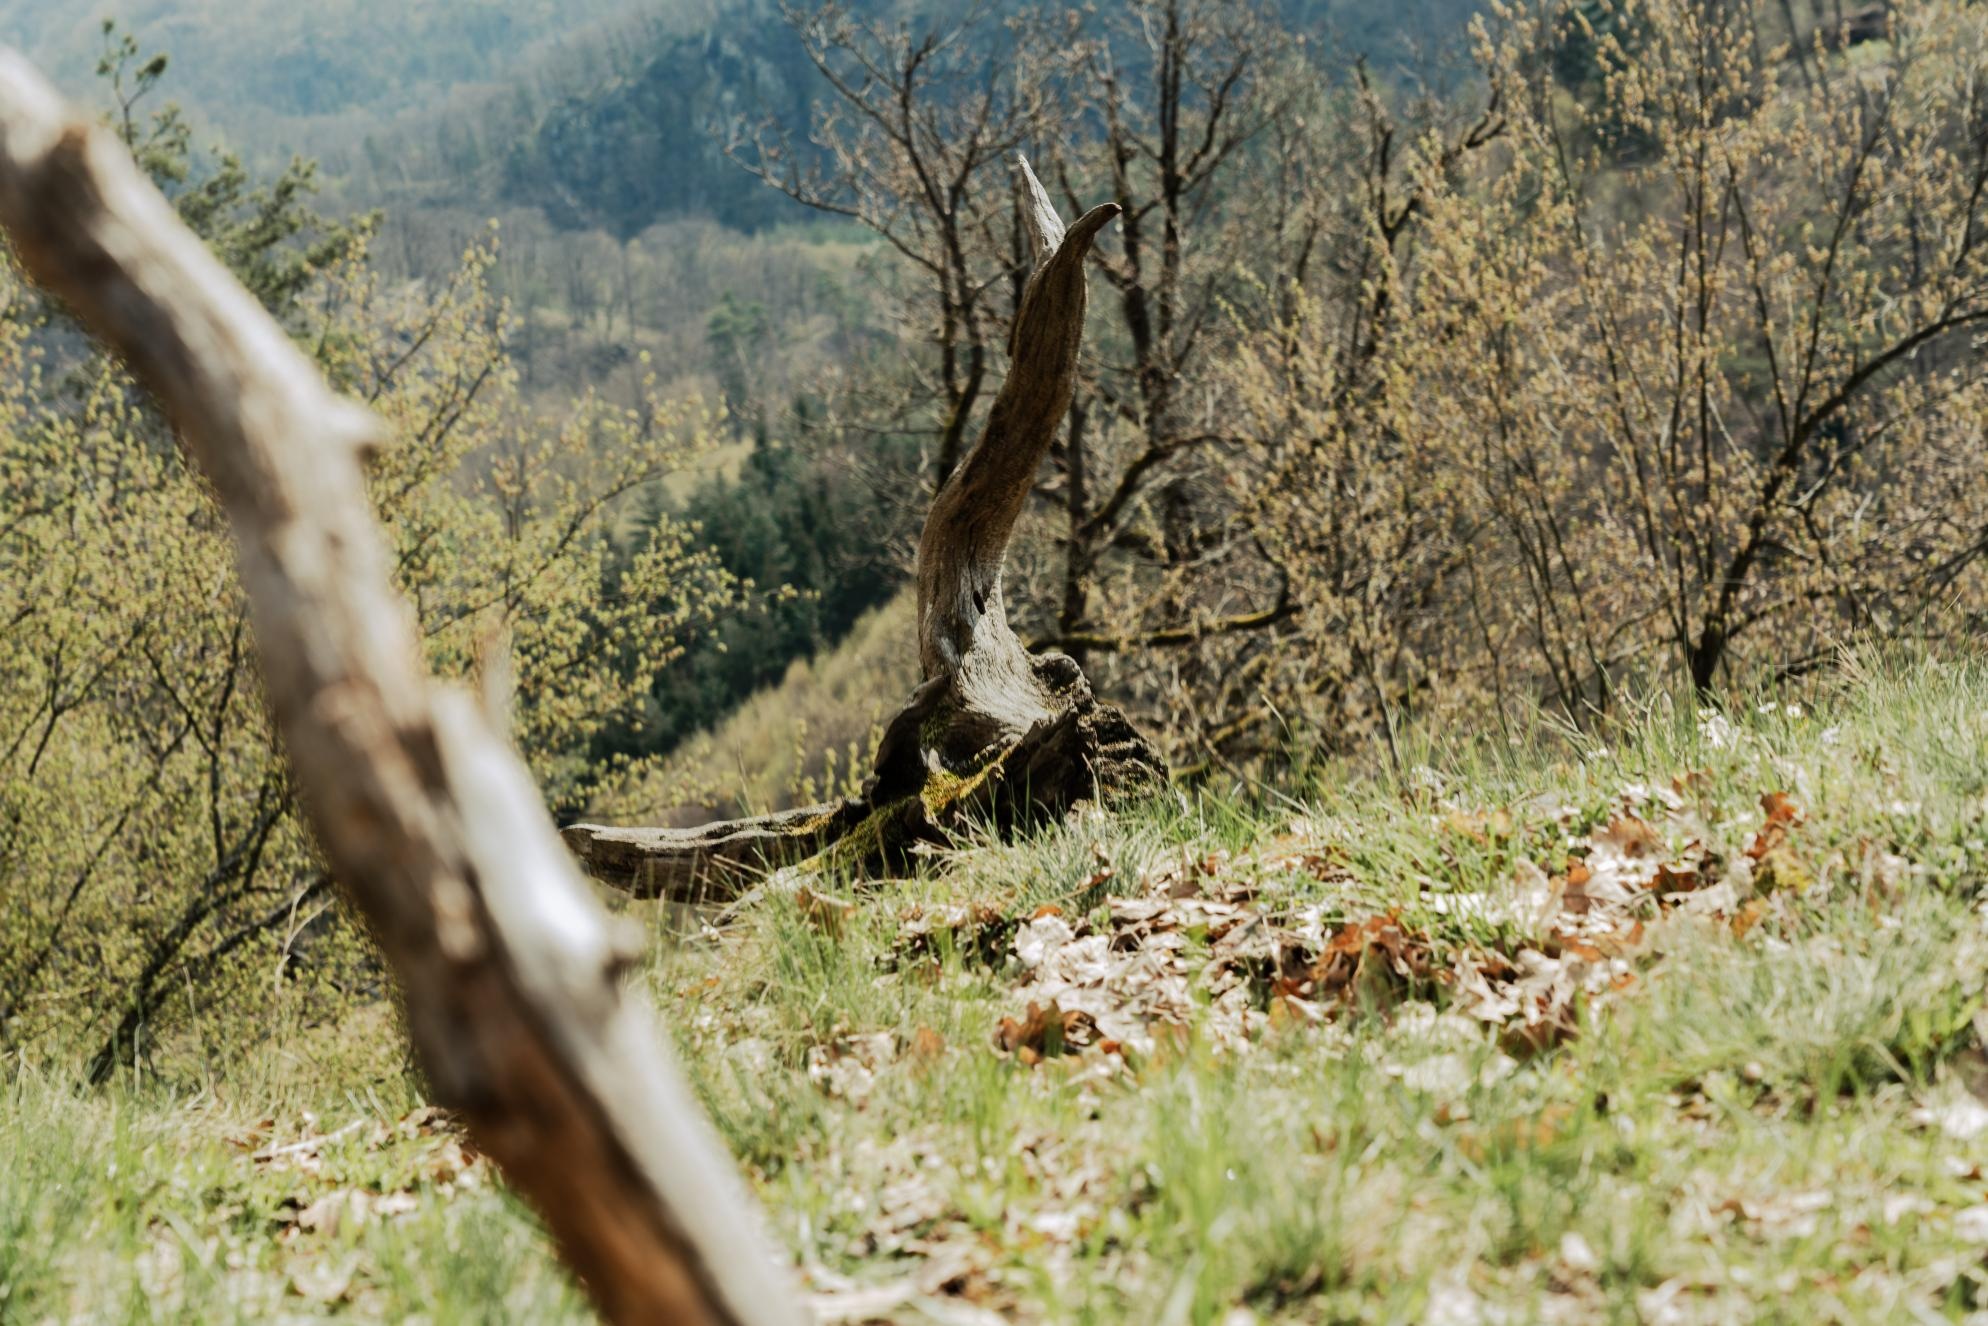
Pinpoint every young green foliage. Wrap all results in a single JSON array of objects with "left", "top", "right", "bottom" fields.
[{"left": 0, "top": 43, "right": 737, "bottom": 1075}]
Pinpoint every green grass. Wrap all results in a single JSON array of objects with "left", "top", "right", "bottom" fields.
[
  {"left": 0, "top": 1005, "right": 590, "bottom": 1323},
  {"left": 12, "top": 653, "right": 1988, "bottom": 1322}
]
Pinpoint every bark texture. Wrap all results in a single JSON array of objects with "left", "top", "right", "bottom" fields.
[
  {"left": 0, "top": 49, "right": 801, "bottom": 1326},
  {"left": 567, "top": 157, "right": 1165, "bottom": 899}
]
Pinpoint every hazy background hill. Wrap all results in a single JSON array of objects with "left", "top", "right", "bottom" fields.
[
  {"left": 0, "top": 0, "right": 655, "bottom": 157},
  {"left": 0, "top": 0, "right": 1486, "bottom": 240}
]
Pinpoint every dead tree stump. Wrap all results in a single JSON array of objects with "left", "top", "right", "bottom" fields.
[{"left": 566, "top": 159, "right": 1165, "bottom": 899}]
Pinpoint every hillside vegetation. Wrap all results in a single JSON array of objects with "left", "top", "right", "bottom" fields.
[
  {"left": 3, "top": 0, "right": 1978, "bottom": 1067},
  {"left": 9, "top": 0, "right": 1988, "bottom": 1320},
  {"left": 9, "top": 658, "right": 1988, "bottom": 1320}
]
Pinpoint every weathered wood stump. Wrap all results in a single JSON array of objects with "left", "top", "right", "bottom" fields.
[{"left": 565, "top": 159, "right": 1165, "bottom": 899}]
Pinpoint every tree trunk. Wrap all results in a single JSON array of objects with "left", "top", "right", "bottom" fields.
[
  {"left": 566, "top": 158, "right": 1165, "bottom": 899},
  {"left": 0, "top": 50, "right": 801, "bottom": 1326}
]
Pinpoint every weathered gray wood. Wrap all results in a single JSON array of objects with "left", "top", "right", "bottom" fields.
[
  {"left": 566, "top": 157, "right": 1164, "bottom": 894},
  {"left": 563, "top": 802, "right": 864, "bottom": 899},
  {"left": 0, "top": 49, "right": 802, "bottom": 1326},
  {"left": 916, "top": 161, "right": 1119, "bottom": 686}
]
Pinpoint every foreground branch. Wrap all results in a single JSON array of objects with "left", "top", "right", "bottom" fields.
[{"left": 0, "top": 50, "right": 801, "bottom": 1326}]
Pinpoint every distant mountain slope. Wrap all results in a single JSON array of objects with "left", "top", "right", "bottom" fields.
[
  {"left": 413, "top": 0, "right": 1488, "bottom": 236},
  {"left": 0, "top": 0, "right": 1485, "bottom": 235},
  {"left": 497, "top": 0, "right": 818, "bottom": 235},
  {"left": 0, "top": 0, "right": 660, "bottom": 160}
]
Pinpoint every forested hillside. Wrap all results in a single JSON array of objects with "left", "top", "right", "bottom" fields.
[
  {"left": 346, "top": 0, "right": 1484, "bottom": 240},
  {"left": 0, "top": 0, "right": 1900, "bottom": 808},
  {"left": 0, "top": 0, "right": 1488, "bottom": 612},
  {"left": 130, "top": 0, "right": 1491, "bottom": 814}
]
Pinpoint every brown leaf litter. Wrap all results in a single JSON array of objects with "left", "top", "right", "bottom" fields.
[{"left": 977, "top": 786, "right": 1807, "bottom": 1068}]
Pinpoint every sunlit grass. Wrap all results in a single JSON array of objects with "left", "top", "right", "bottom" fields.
[{"left": 9, "top": 654, "right": 1988, "bottom": 1321}]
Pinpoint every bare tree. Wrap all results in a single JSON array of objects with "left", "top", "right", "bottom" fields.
[
  {"left": 731, "top": 0, "right": 1327, "bottom": 771},
  {"left": 0, "top": 49, "right": 801, "bottom": 1326},
  {"left": 1462, "top": 0, "right": 1988, "bottom": 699},
  {"left": 733, "top": 2, "right": 1079, "bottom": 485},
  {"left": 1041, "top": 0, "right": 1292, "bottom": 666}
]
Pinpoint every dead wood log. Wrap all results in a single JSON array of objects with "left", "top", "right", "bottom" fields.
[
  {"left": 0, "top": 50, "right": 801, "bottom": 1326},
  {"left": 564, "top": 802, "right": 869, "bottom": 902},
  {"left": 566, "top": 158, "right": 1165, "bottom": 898}
]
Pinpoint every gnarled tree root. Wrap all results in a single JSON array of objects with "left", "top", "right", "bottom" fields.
[{"left": 563, "top": 655, "right": 1164, "bottom": 902}]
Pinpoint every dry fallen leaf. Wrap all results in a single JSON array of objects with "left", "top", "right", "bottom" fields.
[
  {"left": 993, "top": 1000, "right": 1093, "bottom": 1059},
  {"left": 288, "top": 1256, "right": 357, "bottom": 1304},
  {"left": 1955, "top": 1205, "right": 1988, "bottom": 1243},
  {"left": 807, "top": 1032, "right": 898, "bottom": 1102}
]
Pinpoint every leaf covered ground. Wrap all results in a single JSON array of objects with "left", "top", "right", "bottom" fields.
[{"left": 11, "top": 657, "right": 1988, "bottom": 1323}]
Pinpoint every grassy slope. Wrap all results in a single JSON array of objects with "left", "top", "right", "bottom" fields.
[
  {"left": 617, "top": 590, "right": 919, "bottom": 825},
  {"left": 10, "top": 655, "right": 1988, "bottom": 1322}
]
